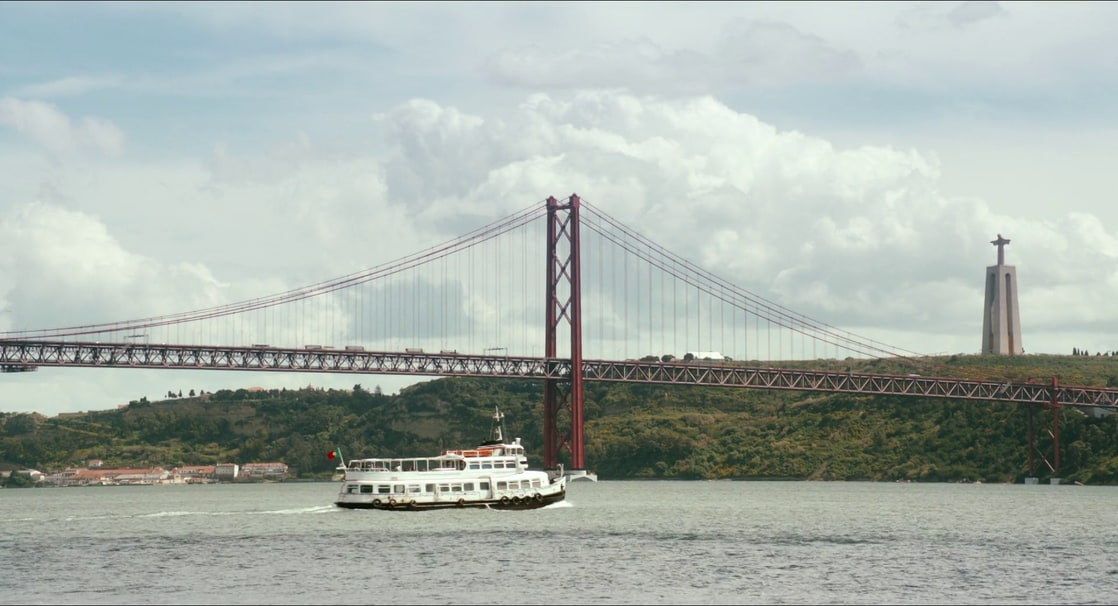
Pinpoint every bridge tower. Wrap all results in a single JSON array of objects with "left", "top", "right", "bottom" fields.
[
  {"left": 544, "top": 194, "right": 587, "bottom": 475},
  {"left": 981, "top": 234, "right": 1023, "bottom": 355}
]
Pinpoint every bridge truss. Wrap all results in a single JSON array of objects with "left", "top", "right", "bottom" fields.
[{"left": 2, "top": 341, "right": 1117, "bottom": 409}]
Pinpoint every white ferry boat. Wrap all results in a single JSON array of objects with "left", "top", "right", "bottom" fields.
[{"left": 334, "top": 408, "right": 567, "bottom": 511}]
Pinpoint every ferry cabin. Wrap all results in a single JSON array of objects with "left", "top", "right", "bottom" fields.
[{"left": 340, "top": 473, "right": 548, "bottom": 503}]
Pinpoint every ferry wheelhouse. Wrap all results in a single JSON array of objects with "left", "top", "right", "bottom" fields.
[{"left": 334, "top": 408, "right": 566, "bottom": 511}]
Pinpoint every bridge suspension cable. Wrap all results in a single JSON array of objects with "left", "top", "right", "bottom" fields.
[
  {"left": 0, "top": 201, "right": 547, "bottom": 341},
  {"left": 579, "top": 199, "right": 927, "bottom": 363},
  {"left": 6, "top": 195, "right": 936, "bottom": 370}
]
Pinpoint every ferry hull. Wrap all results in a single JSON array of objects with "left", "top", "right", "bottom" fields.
[{"left": 336, "top": 489, "right": 565, "bottom": 511}]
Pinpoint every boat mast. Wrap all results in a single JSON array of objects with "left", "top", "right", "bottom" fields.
[{"left": 492, "top": 407, "right": 505, "bottom": 442}]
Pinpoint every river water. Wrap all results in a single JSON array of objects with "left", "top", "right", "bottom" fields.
[{"left": 1, "top": 480, "right": 1115, "bottom": 604}]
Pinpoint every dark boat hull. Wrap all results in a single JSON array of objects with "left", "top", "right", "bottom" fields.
[{"left": 335, "top": 490, "right": 565, "bottom": 511}]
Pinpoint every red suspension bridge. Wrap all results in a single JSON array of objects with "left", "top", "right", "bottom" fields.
[{"left": 3, "top": 194, "right": 1117, "bottom": 479}]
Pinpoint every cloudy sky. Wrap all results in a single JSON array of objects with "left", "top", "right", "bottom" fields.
[{"left": 2, "top": 1, "right": 1117, "bottom": 417}]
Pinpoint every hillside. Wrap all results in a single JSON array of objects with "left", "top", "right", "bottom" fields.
[{"left": 3, "top": 353, "right": 1118, "bottom": 484}]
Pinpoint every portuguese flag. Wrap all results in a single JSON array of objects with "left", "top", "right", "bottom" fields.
[{"left": 327, "top": 449, "right": 339, "bottom": 460}]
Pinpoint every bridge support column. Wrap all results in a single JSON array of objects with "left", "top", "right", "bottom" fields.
[
  {"left": 1050, "top": 376, "right": 1062, "bottom": 484},
  {"left": 544, "top": 194, "right": 585, "bottom": 472},
  {"left": 1025, "top": 376, "right": 1062, "bottom": 484}
]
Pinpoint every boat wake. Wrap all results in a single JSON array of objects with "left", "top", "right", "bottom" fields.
[
  {"left": 487, "top": 500, "right": 572, "bottom": 511},
  {"left": 134, "top": 505, "right": 336, "bottom": 518},
  {"left": 251, "top": 505, "right": 336, "bottom": 515},
  {"left": 141, "top": 510, "right": 209, "bottom": 518}
]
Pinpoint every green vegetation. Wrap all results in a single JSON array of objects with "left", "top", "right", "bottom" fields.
[
  {"left": 3, "top": 354, "right": 1118, "bottom": 485},
  {"left": 1, "top": 470, "right": 36, "bottom": 488}
]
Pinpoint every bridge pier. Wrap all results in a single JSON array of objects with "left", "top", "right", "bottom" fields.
[
  {"left": 544, "top": 194, "right": 586, "bottom": 473},
  {"left": 1024, "top": 376, "right": 1062, "bottom": 484}
]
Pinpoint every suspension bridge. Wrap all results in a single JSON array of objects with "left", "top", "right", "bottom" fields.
[{"left": 3, "top": 194, "right": 1117, "bottom": 480}]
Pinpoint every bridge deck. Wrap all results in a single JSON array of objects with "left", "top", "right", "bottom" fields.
[{"left": 3, "top": 340, "right": 1116, "bottom": 410}]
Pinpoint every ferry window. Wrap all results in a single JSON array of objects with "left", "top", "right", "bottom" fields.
[
  {"left": 464, "top": 483, "right": 474, "bottom": 491},
  {"left": 426, "top": 484, "right": 435, "bottom": 493},
  {"left": 480, "top": 482, "right": 489, "bottom": 490},
  {"left": 439, "top": 484, "right": 451, "bottom": 492},
  {"left": 393, "top": 484, "right": 404, "bottom": 493},
  {"left": 407, "top": 485, "right": 421, "bottom": 494},
  {"left": 347, "top": 485, "right": 359, "bottom": 494},
  {"left": 360, "top": 485, "right": 373, "bottom": 494},
  {"left": 450, "top": 484, "right": 462, "bottom": 493},
  {"left": 532, "top": 480, "right": 541, "bottom": 488},
  {"left": 482, "top": 462, "right": 493, "bottom": 470},
  {"left": 469, "top": 463, "right": 480, "bottom": 470},
  {"left": 458, "top": 461, "right": 467, "bottom": 471},
  {"left": 497, "top": 481, "right": 507, "bottom": 490},
  {"left": 377, "top": 485, "right": 390, "bottom": 494}
]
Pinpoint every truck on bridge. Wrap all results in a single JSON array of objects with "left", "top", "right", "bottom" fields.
[{"left": 685, "top": 351, "right": 731, "bottom": 361}]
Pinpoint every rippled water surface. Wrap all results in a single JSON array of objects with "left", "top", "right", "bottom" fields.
[{"left": 2, "top": 480, "right": 1116, "bottom": 604}]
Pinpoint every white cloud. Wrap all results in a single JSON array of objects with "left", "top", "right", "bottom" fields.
[
  {"left": 484, "top": 39, "right": 715, "bottom": 93},
  {"left": 0, "top": 202, "right": 226, "bottom": 330},
  {"left": 10, "top": 75, "right": 124, "bottom": 98},
  {"left": 715, "top": 19, "right": 861, "bottom": 88},
  {"left": 171, "top": 89, "right": 1108, "bottom": 361},
  {"left": 0, "top": 97, "right": 126, "bottom": 159},
  {"left": 483, "top": 19, "right": 859, "bottom": 93},
  {"left": 897, "top": 1, "right": 1008, "bottom": 31}
]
